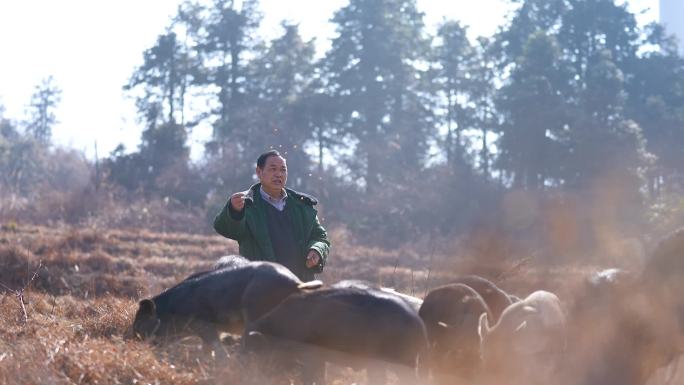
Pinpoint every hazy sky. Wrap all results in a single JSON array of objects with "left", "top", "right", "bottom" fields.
[{"left": 0, "top": 0, "right": 658, "bottom": 160}]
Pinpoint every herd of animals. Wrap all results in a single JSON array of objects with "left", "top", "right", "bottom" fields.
[{"left": 130, "top": 228, "right": 684, "bottom": 385}]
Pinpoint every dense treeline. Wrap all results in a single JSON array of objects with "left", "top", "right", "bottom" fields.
[{"left": 1, "top": 0, "right": 683, "bottom": 255}]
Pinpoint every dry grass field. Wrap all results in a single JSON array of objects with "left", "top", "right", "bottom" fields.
[{"left": 0, "top": 222, "right": 672, "bottom": 385}]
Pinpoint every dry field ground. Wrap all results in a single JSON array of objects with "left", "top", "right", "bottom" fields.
[{"left": 0, "top": 223, "right": 678, "bottom": 384}]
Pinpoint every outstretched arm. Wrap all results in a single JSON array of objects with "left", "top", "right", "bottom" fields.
[{"left": 213, "top": 193, "right": 247, "bottom": 240}]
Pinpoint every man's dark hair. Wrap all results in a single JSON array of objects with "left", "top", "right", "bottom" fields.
[{"left": 257, "top": 150, "right": 283, "bottom": 169}]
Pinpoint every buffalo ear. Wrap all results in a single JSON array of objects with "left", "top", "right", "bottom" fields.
[
  {"left": 478, "top": 312, "right": 491, "bottom": 340},
  {"left": 138, "top": 299, "right": 156, "bottom": 317}
]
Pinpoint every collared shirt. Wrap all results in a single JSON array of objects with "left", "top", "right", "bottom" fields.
[{"left": 260, "top": 186, "right": 287, "bottom": 211}]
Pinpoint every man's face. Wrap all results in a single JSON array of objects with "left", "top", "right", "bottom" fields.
[{"left": 257, "top": 155, "right": 287, "bottom": 192}]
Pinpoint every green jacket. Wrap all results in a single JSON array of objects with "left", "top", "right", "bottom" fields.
[{"left": 213, "top": 183, "right": 330, "bottom": 281}]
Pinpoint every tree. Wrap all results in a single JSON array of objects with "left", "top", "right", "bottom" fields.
[
  {"left": 200, "top": 0, "right": 261, "bottom": 140},
  {"left": 0, "top": 108, "right": 46, "bottom": 194},
  {"left": 304, "top": 89, "right": 343, "bottom": 177},
  {"left": 497, "top": 32, "right": 571, "bottom": 189},
  {"left": 553, "top": 0, "right": 647, "bottom": 190},
  {"left": 565, "top": 49, "right": 649, "bottom": 191},
  {"left": 496, "top": 0, "right": 567, "bottom": 68},
  {"left": 25, "top": 76, "right": 61, "bottom": 144},
  {"left": 244, "top": 23, "right": 317, "bottom": 188},
  {"left": 322, "top": 0, "right": 431, "bottom": 191},
  {"left": 174, "top": 0, "right": 211, "bottom": 127},
  {"left": 139, "top": 122, "right": 189, "bottom": 178},
  {"left": 125, "top": 31, "right": 199, "bottom": 127},
  {"left": 492, "top": 0, "right": 572, "bottom": 188},
  {"left": 495, "top": 0, "right": 649, "bottom": 190},
  {"left": 433, "top": 20, "right": 475, "bottom": 165},
  {"left": 469, "top": 37, "right": 499, "bottom": 181},
  {"left": 558, "top": 0, "right": 639, "bottom": 90},
  {"left": 624, "top": 23, "right": 684, "bottom": 197},
  {"left": 105, "top": 121, "right": 196, "bottom": 203},
  {"left": 0, "top": 108, "right": 20, "bottom": 190}
]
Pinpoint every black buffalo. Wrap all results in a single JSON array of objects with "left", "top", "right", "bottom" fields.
[
  {"left": 419, "top": 283, "right": 491, "bottom": 382},
  {"left": 564, "top": 267, "right": 683, "bottom": 385},
  {"left": 213, "top": 254, "right": 251, "bottom": 270},
  {"left": 131, "top": 257, "right": 321, "bottom": 352},
  {"left": 244, "top": 285, "right": 428, "bottom": 385},
  {"left": 478, "top": 290, "right": 566, "bottom": 385},
  {"left": 332, "top": 279, "right": 423, "bottom": 312},
  {"left": 452, "top": 275, "right": 513, "bottom": 323}
]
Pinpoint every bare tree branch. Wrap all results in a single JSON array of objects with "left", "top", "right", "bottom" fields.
[{"left": 0, "top": 260, "right": 43, "bottom": 324}]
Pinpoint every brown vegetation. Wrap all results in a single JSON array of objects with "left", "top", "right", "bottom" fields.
[{"left": 0, "top": 222, "right": 671, "bottom": 384}]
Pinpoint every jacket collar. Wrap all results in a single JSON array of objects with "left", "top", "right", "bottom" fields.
[{"left": 244, "top": 183, "right": 318, "bottom": 206}]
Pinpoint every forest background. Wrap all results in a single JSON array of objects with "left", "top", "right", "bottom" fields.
[{"left": 2, "top": 0, "right": 684, "bottom": 262}]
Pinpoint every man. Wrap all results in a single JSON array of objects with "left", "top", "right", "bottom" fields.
[{"left": 213, "top": 150, "right": 330, "bottom": 281}]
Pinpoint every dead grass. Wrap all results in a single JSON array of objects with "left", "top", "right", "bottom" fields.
[
  {"left": 0, "top": 291, "right": 201, "bottom": 385},
  {"left": 0, "top": 222, "right": 661, "bottom": 384}
]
